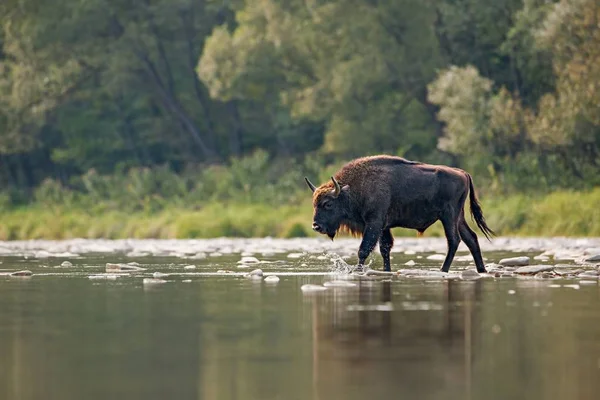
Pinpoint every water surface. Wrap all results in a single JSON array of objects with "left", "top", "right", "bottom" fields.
[{"left": 1, "top": 238, "right": 599, "bottom": 400}]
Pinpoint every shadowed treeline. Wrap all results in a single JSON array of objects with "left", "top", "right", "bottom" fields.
[{"left": 0, "top": 0, "right": 599, "bottom": 238}]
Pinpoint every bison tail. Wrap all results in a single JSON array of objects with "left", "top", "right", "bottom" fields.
[{"left": 467, "top": 173, "right": 495, "bottom": 241}]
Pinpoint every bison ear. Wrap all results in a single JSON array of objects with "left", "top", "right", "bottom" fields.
[
  {"left": 304, "top": 177, "right": 316, "bottom": 192},
  {"left": 342, "top": 185, "right": 350, "bottom": 192}
]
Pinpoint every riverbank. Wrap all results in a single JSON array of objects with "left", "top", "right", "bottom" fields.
[{"left": 0, "top": 188, "right": 597, "bottom": 240}]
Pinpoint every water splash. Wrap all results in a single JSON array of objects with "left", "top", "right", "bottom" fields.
[{"left": 329, "top": 254, "right": 372, "bottom": 275}]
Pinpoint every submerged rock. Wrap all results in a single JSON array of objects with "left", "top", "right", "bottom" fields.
[
  {"left": 60, "top": 261, "right": 73, "bottom": 268},
  {"left": 300, "top": 284, "right": 328, "bottom": 292},
  {"left": 584, "top": 254, "right": 600, "bottom": 262},
  {"left": 249, "top": 268, "right": 263, "bottom": 276},
  {"left": 143, "top": 278, "right": 167, "bottom": 285},
  {"left": 323, "top": 280, "right": 357, "bottom": 288},
  {"left": 89, "top": 274, "right": 119, "bottom": 280},
  {"left": 514, "top": 265, "right": 553, "bottom": 275},
  {"left": 106, "top": 263, "right": 146, "bottom": 272},
  {"left": 264, "top": 275, "right": 280, "bottom": 283},
  {"left": 238, "top": 256, "right": 260, "bottom": 264},
  {"left": 10, "top": 270, "right": 32, "bottom": 277},
  {"left": 499, "top": 256, "right": 530, "bottom": 266}
]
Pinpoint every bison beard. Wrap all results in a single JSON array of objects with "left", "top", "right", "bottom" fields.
[{"left": 305, "top": 155, "right": 495, "bottom": 273}]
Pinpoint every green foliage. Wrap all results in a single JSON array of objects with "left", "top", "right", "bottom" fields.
[{"left": 0, "top": 0, "right": 599, "bottom": 241}]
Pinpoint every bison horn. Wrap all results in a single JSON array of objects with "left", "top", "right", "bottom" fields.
[
  {"left": 331, "top": 176, "right": 341, "bottom": 197},
  {"left": 304, "top": 177, "right": 316, "bottom": 192}
]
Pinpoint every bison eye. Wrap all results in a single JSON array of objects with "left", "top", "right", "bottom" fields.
[{"left": 323, "top": 202, "right": 333, "bottom": 210}]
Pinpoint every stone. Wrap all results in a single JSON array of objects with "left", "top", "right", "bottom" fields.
[
  {"left": 584, "top": 254, "right": 600, "bottom": 262},
  {"left": 301, "top": 284, "right": 328, "bottom": 292},
  {"left": 106, "top": 263, "right": 146, "bottom": 272},
  {"left": 249, "top": 269, "right": 263, "bottom": 277},
  {"left": 499, "top": 256, "right": 530, "bottom": 266},
  {"left": 238, "top": 256, "right": 260, "bottom": 264},
  {"left": 264, "top": 275, "right": 280, "bottom": 283},
  {"left": 10, "top": 270, "right": 32, "bottom": 277},
  {"left": 534, "top": 255, "right": 550, "bottom": 261},
  {"left": 579, "top": 280, "right": 597, "bottom": 285},
  {"left": 514, "top": 265, "right": 553, "bottom": 275},
  {"left": 143, "top": 278, "right": 167, "bottom": 284},
  {"left": 323, "top": 280, "right": 357, "bottom": 288},
  {"left": 89, "top": 274, "right": 119, "bottom": 280},
  {"left": 287, "top": 253, "right": 304, "bottom": 259},
  {"left": 60, "top": 261, "right": 73, "bottom": 268},
  {"left": 426, "top": 254, "right": 446, "bottom": 261},
  {"left": 183, "top": 265, "right": 196, "bottom": 270},
  {"left": 405, "top": 260, "right": 416, "bottom": 266}
]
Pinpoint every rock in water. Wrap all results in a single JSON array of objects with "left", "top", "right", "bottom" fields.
[
  {"left": 426, "top": 254, "right": 446, "bottom": 261},
  {"left": 10, "top": 270, "right": 32, "bottom": 277},
  {"left": 143, "top": 278, "right": 167, "bottom": 285},
  {"left": 264, "top": 275, "right": 280, "bottom": 283},
  {"left": 153, "top": 272, "right": 169, "bottom": 278},
  {"left": 60, "top": 261, "right": 73, "bottom": 268},
  {"left": 405, "top": 260, "right": 416, "bottom": 266},
  {"left": 301, "top": 284, "right": 328, "bottom": 292},
  {"left": 323, "top": 280, "right": 357, "bottom": 288},
  {"left": 499, "top": 256, "right": 530, "bottom": 266},
  {"left": 106, "top": 263, "right": 146, "bottom": 272},
  {"left": 584, "top": 254, "right": 600, "bottom": 262},
  {"left": 183, "top": 265, "right": 196, "bottom": 270},
  {"left": 249, "top": 269, "right": 263, "bottom": 277},
  {"left": 238, "top": 256, "right": 260, "bottom": 264},
  {"left": 514, "top": 265, "right": 553, "bottom": 275}
]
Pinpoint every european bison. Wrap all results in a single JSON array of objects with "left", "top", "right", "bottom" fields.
[{"left": 304, "top": 155, "right": 495, "bottom": 273}]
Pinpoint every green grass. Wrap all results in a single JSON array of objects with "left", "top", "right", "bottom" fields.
[{"left": 0, "top": 187, "right": 598, "bottom": 240}]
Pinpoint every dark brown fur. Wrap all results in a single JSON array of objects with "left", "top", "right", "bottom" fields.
[{"left": 305, "top": 155, "right": 495, "bottom": 272}]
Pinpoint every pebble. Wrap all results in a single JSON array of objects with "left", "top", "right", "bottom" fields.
[
  {"left": 10, "top": 270, "right": 33, "bottom": 277},
  {"left": 60, "top": 261, "right": 73, "bottom": 268},
  {"left": 584, "top": 254, "right": 600, "bottom": 262},
  {"left": 183, "top": 265, "right": 196, "bottom": 270},
  {"left": 209, "top": 252, "right": 223, "bottom": 257},
  {"left": 514, "top": 265, "right": 553, "bottom": 275},
  {"left": 182, "top": 279, "right": 192, "bottom": 283},
  {"left": 106, "top": 263, "right": 146, "bottom": 272},
  {"left": 300, "top": 284, "right": 328, "bottom": 292},
  {"left": 153, "top": 272, "right": 169, "bottom": 278},
  {"left": 404, "top": 260, "right": 416, "bottom": 266},
  {"left": 300, "top": 263, "right": 308, "bottom": 267},
  {"left": 249, "top": 269, "right": 263, "bottom": 277},
  {"left": 264, "top": 275, "right": 280, "bottom": 283},
  {"left": 404, "top": 250, "right": 416, "bottom": 255},
  {"left": 238, "top": 256, "right": 260, "bottom": 264},
  {"left": 579, "top": 280, "right": 597, "bottom": 285},
  {"left": 143, "top": 278, "right": 167, "bottom": 284},
  {"left": 426, "top": 254, "right": 446, "bottom": 261},
  {"left": 89, "top": 274, "right": 119, "bottom": 280},
  {"left": 237, "top": 264, "right": 251, "bottom": 269},
  {"left": 323, "top": 280, "right": 357, "bottom": 288},
  {"left": 287, "top": 253, "right": 304, "bottom": 259},
  {"left": 499, "top": 256, "right": 530, "bottom": 266},
  {"left": 533, "top": 255, "right": 550, "bottom": 261},
  {"left": 508, "top": 290, "right": 516, "bottom": 295},
  {"left": 189, "top": 253, "right": 207, "bottom": 259}
]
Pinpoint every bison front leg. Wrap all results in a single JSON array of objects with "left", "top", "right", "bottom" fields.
[{"left": 356, "top": 221, "right": 384, "bottom": 271}]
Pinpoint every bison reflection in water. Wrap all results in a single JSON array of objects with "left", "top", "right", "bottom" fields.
[{"left": 305, "top": 155, "right": 495, "bottom": 273}]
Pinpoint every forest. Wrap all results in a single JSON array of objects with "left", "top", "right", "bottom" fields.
[{"left": 0, "top": 0, "right": 598, "bottom": 239}]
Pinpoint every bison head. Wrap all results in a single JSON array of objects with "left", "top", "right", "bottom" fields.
[{"left": 304, "top": 176, "right": 349, "bottom": 240}]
